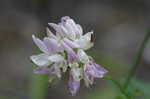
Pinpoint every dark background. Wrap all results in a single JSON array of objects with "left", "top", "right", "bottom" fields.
[{"left": 0, "top": 0, "right": 150, "bottom": 99}]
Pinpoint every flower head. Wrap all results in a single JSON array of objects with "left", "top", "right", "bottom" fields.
[{"left": 30, "top": 16, "right": 108, "bottom": 95}]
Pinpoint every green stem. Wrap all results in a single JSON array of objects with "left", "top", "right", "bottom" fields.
[
  {"left": 104, "top": 75, "right": 131, "bottom": 99},
  {"left": 30, "top": 73, "right": 49, "bottom": 99},
  {"left": 123, "top": 31, "right": 150, "bottom": 89}
]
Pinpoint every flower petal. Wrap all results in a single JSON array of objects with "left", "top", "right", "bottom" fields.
[
  {"left": 60, "top": 18, "right": 76, "bottom": 40},
  {"left": 32, "top": 35, "right": 49, "bottom": 54},
  {"left": 30, "top": 53, "right": 51, "bottom": 67},
  {"left": 46, "top": 27, "right": 57, "bottom": 39},
  {"left": 58, "top": 60, "right": 67, "bottom": 72},
  {"left": 43, "top": 37, "right": 59, "bottom": 54},
  {"left": 48, "top": 23, "right": 64, "bottom": 37},
  {"left": 93, "top": 62, "right": 108, "bottom": 77},
  {"left": 84, "top": 73, "right": 94, "bottom": 87},
  {"left": 76, "top": 24, "right": 83, "bottom": 38},
  {"left": 77, "top": 49, "right": 89, "bottom": 63},
  {"left": 34, "top": 67, "right": 52, "bottom": 74},
  {"left": 68, "top": 71, "right": 80, "bottom": 95},
  {"left": 75, "top": 32, "right": 94, "bottom": 50},
  {"left": 59, "top": 24, "right": 69, "bottom": 35},
  {"left": 62, "top": 17, "right": 83, "bottom": 39},
  {"left": 61, "top": 42, "right": 79, "bottom": 62},
  {"left": 63, "top": 38, "right": 80, "bottom": 48},
  {"left": 50, "top": 63, "right": 62, "bottom": 78},
  {"left": 61, "top": 16, "right": 70, "bottom": 22},
  {"left": 85, "top": 61, "right": 108, "bottom": 78},
  {"left": 48, "top": 54, "right": 64, "bottom": 62},
  {"left": 71, "top": 67, "right": 82, "bottom": 81}
]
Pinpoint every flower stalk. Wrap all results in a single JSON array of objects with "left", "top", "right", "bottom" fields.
[
  {"left": 123, "top": 31, "right": 150, "bottom": 89},
  {"left": 104, "top": 31, "right": 150, "bottom": 99},
  {"left": 30, "top": 73, "right": 49, "bottom": 99},
  {"left": 104, "top": 75, "right": 131, "bottom": 99}
]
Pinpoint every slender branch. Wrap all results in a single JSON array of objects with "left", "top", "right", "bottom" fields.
[
  {"left": 123, "top": 31, "right": 150, "bottom": 89},
  {"left": 104, "top": 75, "right": 131, "bottom": 99}
]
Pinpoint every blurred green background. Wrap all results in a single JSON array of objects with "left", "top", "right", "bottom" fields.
[{"left": 0, "top": 0, "right": 150, "bottom": 99}]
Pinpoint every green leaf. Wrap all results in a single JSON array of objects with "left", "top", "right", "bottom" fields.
[{"left": 127, "top": 79, "right": 150, "bottom": 99}]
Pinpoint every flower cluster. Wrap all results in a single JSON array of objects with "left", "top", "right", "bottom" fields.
[{"left": 30, "top": 16, "right": 108, "bottom": 95}]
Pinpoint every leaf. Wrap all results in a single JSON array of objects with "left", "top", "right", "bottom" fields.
[{"left": 127, "top": 79, "right": 150, "bottom": 99}]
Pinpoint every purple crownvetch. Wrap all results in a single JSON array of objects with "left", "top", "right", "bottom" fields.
[{"left": 30, "top": 16, "right": 108, "bottom": 95}]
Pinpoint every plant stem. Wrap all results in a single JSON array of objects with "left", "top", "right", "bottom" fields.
[
  {"left": 104, "top": 75, "right": 131, "bottom": 99},
  {"left": 123, "top": 31, "right": 150, "bottom": 89},
  {"left": 30, "top": 73, "right": 49, "bottom": 99}
]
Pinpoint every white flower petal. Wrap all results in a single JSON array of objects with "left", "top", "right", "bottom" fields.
[
  {"left": 75, "top": 32, "right": 94, "bottom": 50},
  {"left": 46, "top": 27, "right": 57, "bottom": 39},
  {"left": 83, "top": 31, "right": 93, "bottom": 41},
  {"left": 59, "top": 24, "right": 76, "bottom": 40},
  {"left": 61, "top": 16, "right": 70, "bottom": 22},
  {"left": 56, "top": 60, "right": 67, "bottom": 72},
  {"left": 84, "top": 73, "right": 94, "bottom": 87},
  {"left": 71, "top": 67, "right": 82, "bottom": 81},
  {"left": 30, "top": 53, "right": 51, "bottom": 67},
  {"left": 67, "top": 19, "right": 79, "bottom": 33},
  {"left": 43, "top": 37, "right": 59, "bottom": 54},
  {"left": 62, "top": 21, "right": 76, "bottom": 40},
  {"left": 61, "top": 17, "right": 83, "bottom": 40},
  {"left": 59, "top": 24, "right": 69, "bottom": 35},
  {"left": 76, "top": 24, "right": 83, "bottom": 38},
  {"left": 77, "top": 49, "right": 89, "bottom": 63},
  {"left": 69, "top": 62, "right": 79, "bottom": 68},
  {"left": 32, "top": 35, "right": 49, "bottom": 54},
  {"left": 63, "top": 38, "right": 80, "bottom": 48},
  {"left": 48, "top": 54, "right": 64, "bottom": 62},
  {"left": 61, "top": 61, "right": 68, "bottom": 72},
  {"left": 53, "top": 63, "right": 62, "bottom": 78},
  {"left": 60, "top": 41, "right": 79, "bottom": 62},
  {"left": 48, "top": 23, "right": 64, "bottom": 37},
  {"left": 68, "top": 72, "right": 80, "bottom": 95}
]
